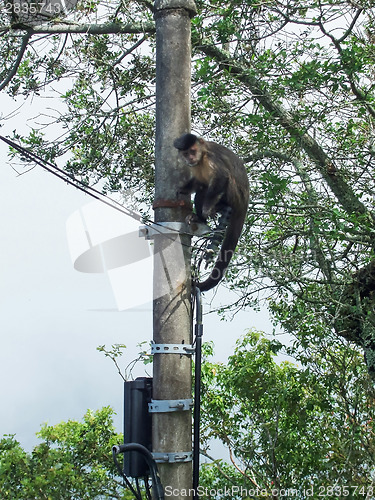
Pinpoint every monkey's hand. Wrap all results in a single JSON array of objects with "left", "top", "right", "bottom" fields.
[
  {"left": 177, "top": 178, "right": 195, "bottom": 197},
  {"left": 185, "top": 213, "right": 202, "bottom": 234},
  {"left": 185, "top": 214, "right": 211, "bottom": 236},
  {"left": 202, "top": 205, "right": 216, "bottom": 220},
  {"left": 185, "top": 213, "right": 201, "bottom": 225}
]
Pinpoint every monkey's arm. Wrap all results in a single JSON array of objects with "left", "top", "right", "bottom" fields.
[
  {"left": 202, "top": 175, "right": 229, "bottom": 219},
  {"left": 178, "top": 179, "right": 207, "bottom": 223},
  {"left": 177, "top": 177, "right": 197, "bottom": 195}
]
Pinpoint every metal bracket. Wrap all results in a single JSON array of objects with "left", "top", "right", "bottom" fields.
[
  {"left": 152, "top": 451, "right": 193, "bottom": 463},
  {"left": 151, "top": 343, "right": 195, "bottom": 356},
  {"left": 149, "top": 399, "right": 193, "bottom": 413},
  {"left": 139, "top": 222, "right": 188, "bottom": 240},
  {"left": 139, "top": 221, "right": 211, "bottom": 239}
]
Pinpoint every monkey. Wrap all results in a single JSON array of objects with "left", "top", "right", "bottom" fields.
[{"left": 174, "top": 133, "right": 249, "bottom": 292}]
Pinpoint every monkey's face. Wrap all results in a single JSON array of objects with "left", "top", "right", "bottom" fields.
[{"left": 180, "top": 144, "right": 202, "bottom": 167}]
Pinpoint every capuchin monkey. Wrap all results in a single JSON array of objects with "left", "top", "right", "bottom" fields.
[{"left": 174, "top": 133, "right": 249, "bottom": 292}]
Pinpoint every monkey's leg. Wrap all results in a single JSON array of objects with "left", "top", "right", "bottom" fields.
[
  {"left": 194, "top": 187, "right": 208, "bottom": 222},
  {"left": 202, "top": 177, "right": 228, "bottom": 219},
  {"left": 177, "top": 177, "right": 196, "bottom": 195},
  {"left": 185, "top": 187, "right": 208, "bottom": 228}
]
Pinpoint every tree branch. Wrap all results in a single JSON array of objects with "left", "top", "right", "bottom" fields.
[
  {"left": 196, "top": 40, "right": 372, "bottom": 220},
  {"left": 0, "top": 33, "right": 31, "bottom": 91},
  {"left": 4, "top": 21, "right": 155, "bottom": 35},
  {"left": 318, "top": 18, "right": 375, "bottom": 120},
  {"left": 337, "top": 8, "right": 363, "bottom": 43}
]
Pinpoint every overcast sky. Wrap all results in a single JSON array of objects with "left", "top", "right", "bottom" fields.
[{"left": 0, "top": 96, "right": 272, "bottom": 453}]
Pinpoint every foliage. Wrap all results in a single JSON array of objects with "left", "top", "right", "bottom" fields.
[
  {"left": 199, "top": 329, "right": 375, "bottom": 497},
  {"left": 2, "top": 336, "right": 375, "bottom": 498},
  {"left": 0, "top": 407, "right": 133, "bottom": 499},
  {"left": 96, "top": 342, "right": 153, "bottom": 381},
  {"left": 2, "top": 1, "right": 375, "bottom": 374}
]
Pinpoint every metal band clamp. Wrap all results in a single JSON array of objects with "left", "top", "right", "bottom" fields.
[
  {"left": 152, "top": 451, "right": 193, "bottom": 463},
  {"left": 151, "top": 343, "right": 195, "bottom": 355},
  {"left": 149, "top": 399, "right": 193, "bottom": 413},
  {"left": 139, "top": 221, "right": 211, "bottom": 239}
]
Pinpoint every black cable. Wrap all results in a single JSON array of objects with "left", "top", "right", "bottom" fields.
[
  {"left": 144, "top": 475, "right": 152, "bottom": 500},
  {"left": 0, "top": 134, "right": 142, "bottom": 221},
  {"left": 112, "top": 444, "right": 165, "bottom": 500},
  {"left": 135, "top": 477, "right": 144, "bottom": 499},
  {"left": 112, "top": 446, "right": 142, "bottom": 499},
  {"left": 0, "top": 134, "right": 204, "bottom": 252},
  {"left": 193, "top": 286, "right": 203, "bottom": 500}
]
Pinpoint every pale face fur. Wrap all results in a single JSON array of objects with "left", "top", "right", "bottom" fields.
[{"left": 180, "top": 142, "right": 204, "bottom": 167}]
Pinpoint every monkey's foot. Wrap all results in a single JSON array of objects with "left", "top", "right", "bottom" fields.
[{"left": 185, "top": 214, "right": 211, "bottom": 236}]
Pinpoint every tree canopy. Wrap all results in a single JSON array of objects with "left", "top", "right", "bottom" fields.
[
  {"left": 0, "top": 407, "right": 132, "bottom": 499},
  {"left": 199, "top": 330, "right": 375, "bottom": 496},
  {"left": 2, "top": 336, "right": 375, "bottom": 498},
  {"left": 1, "top": 0, "right": 375, "bottom": 374}
]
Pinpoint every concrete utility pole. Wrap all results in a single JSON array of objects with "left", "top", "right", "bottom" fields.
[{"left": 152, "top": 0, "right": 197, "bottom": 497}]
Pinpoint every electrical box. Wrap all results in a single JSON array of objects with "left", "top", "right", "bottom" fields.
[{"left": 123, "top": 377, "right": 153, "bottom": 478}]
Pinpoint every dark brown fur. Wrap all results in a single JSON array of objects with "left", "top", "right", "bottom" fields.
[{"left": 174, "top": 134, "right": 249, "bottom": 292}]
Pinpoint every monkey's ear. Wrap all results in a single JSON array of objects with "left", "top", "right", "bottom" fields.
[{"left": 198, "top": 138, "right": 205, "bottom": 145}]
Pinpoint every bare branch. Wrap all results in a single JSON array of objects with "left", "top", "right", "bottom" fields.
[
  {"left": 112, "top": 34, "right": 147, "bottom": 67},
  {"left": 4, "top": 20, "right": 155, "bottom": 35},
  {"left": 0, "top": 33, "right": 31, "bottom": 91},
  {"left": 337, "top": 8, "right": 364, "bottom": 43}
]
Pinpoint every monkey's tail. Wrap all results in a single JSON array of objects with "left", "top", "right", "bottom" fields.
[{"left": 197, "top": 210, "right": 245, "bottom": 292}]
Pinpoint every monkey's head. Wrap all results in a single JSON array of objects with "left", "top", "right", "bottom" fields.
[{"left": 174, "top": 133, "right": 204, "bottom": 167}]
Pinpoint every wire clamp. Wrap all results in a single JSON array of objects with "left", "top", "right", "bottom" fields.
[
  {"left": 149, "top": 398, "right": 193, "bottom": 413},
  {"left": 139, "top": 222, "right": 188, "bottom": 240},
  {"left": 151, "top": 343, "right": 195, "bottom": 355},
  {"left": 152, "top": 451, "right": 193, "bottom": 463},
  {"left": 139, "top": 221, "right": 210, "bottom": 239}
]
